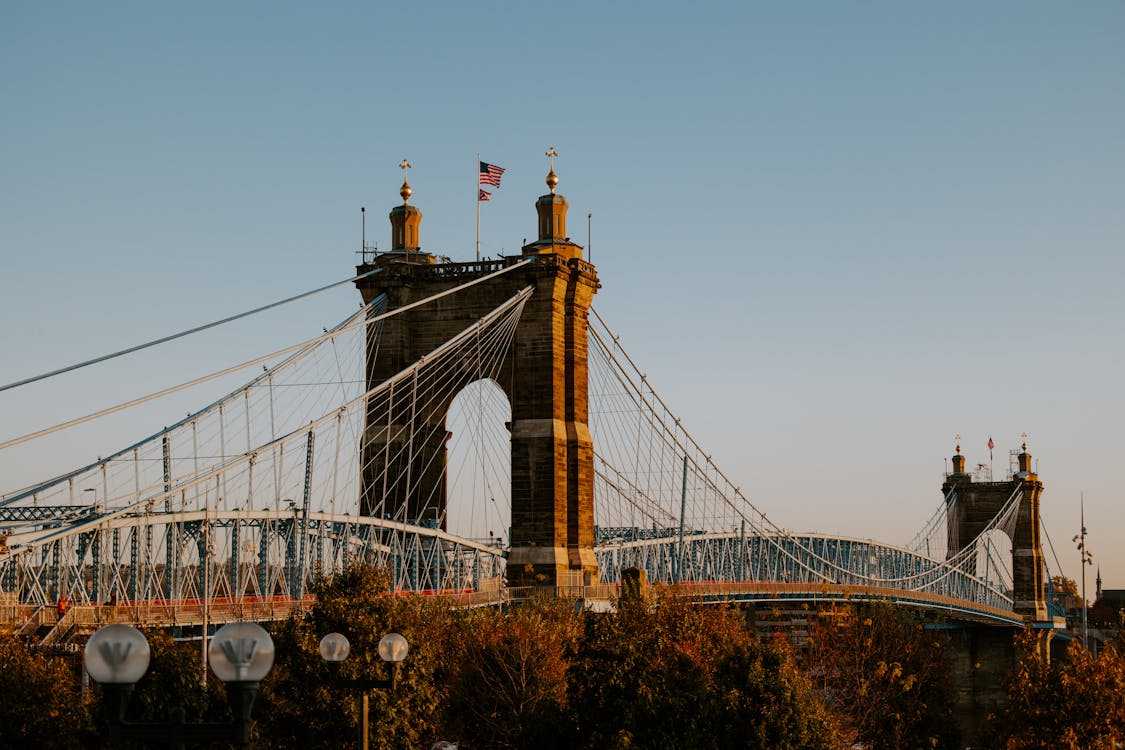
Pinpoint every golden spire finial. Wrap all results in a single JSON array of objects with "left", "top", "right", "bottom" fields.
[
  {"left": 1021, "top": 432, "right": 1028, "bottom": 452},
  {"left": 545, "top": 146, "right": 559, "bottom": 194},
  {"left": 955, "top": 435, "right": 961, "bottom": 454},
  {"left": 399, "top": 159, "right": 413, "bottom": 204}
]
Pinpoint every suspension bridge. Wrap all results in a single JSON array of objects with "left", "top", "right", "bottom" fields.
[{"left": 0, "top": 166, "right": 1067, "bottom": 647}]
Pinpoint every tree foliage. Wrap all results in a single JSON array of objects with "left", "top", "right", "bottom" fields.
[
  {"left": 443, "top": 596, "right": 581, "bottom": 748},
  {"left": 0, "top": 636, "right": 88, "bottom": 749},
  {"left": 1051, "top": 575, "right": 1079, "bottom": 600},
  {"left": 1090, "top": 593, "right": 1124, "bottom": 629},
  {"left": 83, "top": 628, "right": 232, "bottom": 749},
  {"left": 128, "top": 629, "right": 229, "bottom": 723},
  {"left": 259, "top": 568, "right": 837, "bottom": 749},
  {"left": 569, "top": 592, "right": 836, "bottom": 749},
  {"left": 803, "top": 603, "right": 960, "bottom": 750},
  {"left": 984, "top": 631, "right": 1125, "bottom": 749},
  {"left": 256, "top": 563, "right": 454, "bottom": 749},
  {"left": 9, "top": 564, "right": 973, "bottom": 749}
]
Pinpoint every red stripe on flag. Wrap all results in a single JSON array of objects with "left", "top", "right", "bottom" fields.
[{"left": 479, "top": 161, "right": 505, "bottom": 187}]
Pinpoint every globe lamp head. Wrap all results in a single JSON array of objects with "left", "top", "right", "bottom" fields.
[{"left": 208, "top": 622, "right": 275, "bottom": 683}]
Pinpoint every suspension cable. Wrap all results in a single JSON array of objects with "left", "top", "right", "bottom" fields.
[
  {"left": 14, "top": 287, "right": 534, "bottom": 548},
  {"left": 588, "top": 309, "right": 1020, "bottom": 595},
  {"left": 1040, "top": 518, "right": 1066, "bottom": 582},
  {"left": 0, "top": 269, "right": 384, "bottom": 394},
  {"left": 0, "top": 260, "right": 531, "bottom": 452}
]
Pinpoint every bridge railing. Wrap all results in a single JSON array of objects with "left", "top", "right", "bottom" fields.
[
  {"left": 661, "top": 581, "right": 1021, "bottom": 623},
  {"left": 499, "top": 580, "right": 1022, "bottom": 624},
  {"left": 506, "top": 584, "right": 620, "bottom": 602},
  {"left": 31, "top": 596, "right": 318, "bottom": 643}
]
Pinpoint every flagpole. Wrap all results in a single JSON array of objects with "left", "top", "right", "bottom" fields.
[{"left": 476, "top": 152, "right": 481, "bottom": 262}]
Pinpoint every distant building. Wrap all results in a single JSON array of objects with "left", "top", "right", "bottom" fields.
[{"left": 1091, "top": 570, "right": 1124, "bottom": 629}]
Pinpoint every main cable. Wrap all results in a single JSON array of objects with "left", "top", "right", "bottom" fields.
[
  {"left": 0, "top": 268, "right": 383, "bottom": 393},
  {"left": 0, "top": 260, "right": 531, "bottom": 452}
]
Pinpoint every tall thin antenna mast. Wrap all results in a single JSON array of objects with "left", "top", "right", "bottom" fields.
[
  {"left": 361, "top": 207, "right": 366, "bottom": 257},
  {"left": 587, "top": 212, "right": 592, "bottom": 262}
]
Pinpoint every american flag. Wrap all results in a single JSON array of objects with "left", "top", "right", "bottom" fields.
[
  {"left": 479, "top": 161, "right": 505, "bottom": 187},
  {"left": 478, "top": 188, "right": 491, "bottom": 202}
]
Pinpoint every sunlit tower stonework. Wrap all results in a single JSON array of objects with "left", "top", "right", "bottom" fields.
[
  {"left": 943, "top": 442, "right": 1047, "bottom": 620},
  {"left": 354, "top": 158, "right": 600, "bottom": 588}
]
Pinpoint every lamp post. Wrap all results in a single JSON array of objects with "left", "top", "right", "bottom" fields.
[
  {"left": 1073, "top": 497, "right": 1095, "bottom": 649},
  {"left": 319, "top": 631, "right": 409, "bottom": 750},
  {"left": 83, "top": 621, "right": 274, "bottom": 749}
]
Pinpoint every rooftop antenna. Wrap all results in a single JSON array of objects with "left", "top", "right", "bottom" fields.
[
  {"left": 356, "top": 207, "right": 377, "bottom": 263},
  {"left": 587, "top": 212, "right": 592, "bottom": 262}
]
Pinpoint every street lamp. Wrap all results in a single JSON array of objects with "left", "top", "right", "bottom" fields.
[
  {"left": 1073, "top": 496, "right": 1095, "bottom": 649},
  {"left": 84, "top": 621, "right": 274, "bottom": 749},
  {"left": 319, "top": 631, "right": 409, "bottom": 750}
]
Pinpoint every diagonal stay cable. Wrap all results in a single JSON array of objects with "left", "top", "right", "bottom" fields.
[
  {"left": 0, "top": 259, "right": 531, "bottom": 453},
  {"left": 0, "top": 297, "right": 380, "bottom": 505},
  {"left": 589, "top": 308, "right": 1016, "bottom": 601},
  {"left": 0, "top": 269, "right": 384, "bottom": 393},
  {"left": 7, "top": 287, "right": 534, "bottom": 551}
]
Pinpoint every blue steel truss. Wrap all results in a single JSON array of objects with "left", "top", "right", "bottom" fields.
[
  {"left": 594, "top": 529, "right": 1014, "bottom": 615},
  {"left": 1, "top": 509, "right": 505, "bottom": 609}
]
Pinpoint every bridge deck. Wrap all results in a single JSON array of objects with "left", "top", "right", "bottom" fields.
[{"left": 1, "top": 578, "right": 1028, "bottom": 645}]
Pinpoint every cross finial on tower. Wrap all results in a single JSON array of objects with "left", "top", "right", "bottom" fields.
[
  {"left": 955, "top": 434, "right": 961, "bottom": 454},
  {"left": 545, "top": 146, "right": 559, "bottom": 194},
  {"left": 1021, "top": 431, "right": 1029, "bottom": 451},
  {"left": 399, "top": 159, "right": 413, "bottom": 204}
]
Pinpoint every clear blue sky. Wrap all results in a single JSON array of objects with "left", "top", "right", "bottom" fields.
[{"left": 2, "top": 2, "right": 1123, "bottom": 589}]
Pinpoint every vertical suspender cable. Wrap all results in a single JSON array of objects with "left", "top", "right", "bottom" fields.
[{"left": 676, "top": 454, "right": 687, "bottom": 584}]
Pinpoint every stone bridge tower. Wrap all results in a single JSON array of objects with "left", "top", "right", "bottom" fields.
[
  {"left": 943, "top": 442, "right": 1047, "bottom": 620},
  {"left": 354, "top": 160, "right": 599, "bottom": 588}
]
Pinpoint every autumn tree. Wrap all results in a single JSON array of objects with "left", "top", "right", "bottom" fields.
[
  {"left": 1090, "top": 593, "right": 1124, "bottom": 629},
  {"left": 257, "top": 566, "right": 837, "bottom": 749},
  {"left": 126, "top": 629, "right": 229, "bottom": 722},
  {"left": 707, "top": 637, "right": 837, "bottom": 749},
  {"left": 256, "top": 563, "right": 455, "bottom": 750},
  {"left": 442, "top": 596, "right": 581, "bottom": 748},
  {"left": 0, "top": 636, "right": 88, "bottom": 749},
  {"left": 1050, "top": 575, "right": 1081, "bottom": 611},
  {"left": 803, "top": 603, "right": 960, "bottom": 750},
  {"left": 983, "top": 631, "right": 1125, "bottom": 749},
  {"left": 569, "top": 591, "right": 836, "bottom": 749},
  {"left": 1051, "top": 575, "right": 1079, "bottom": 599},
  {"left": 80, "top": 627, "right": 233, "bottom": 749}
]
